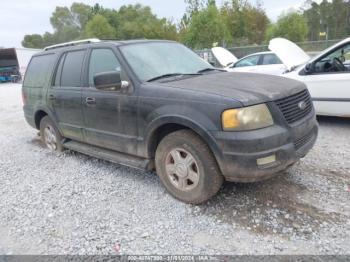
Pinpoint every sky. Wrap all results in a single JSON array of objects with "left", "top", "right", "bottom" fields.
[{"left": 0, "top": 0, "right": 311, "bottom": 48}]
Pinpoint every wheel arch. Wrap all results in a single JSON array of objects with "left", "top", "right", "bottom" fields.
[
  {"left": 145, "top": 116, "right": 225, "bottom": 173},
  {"left": 34, "top": 110, "right": 48, "bottom": 130},
  {"left": 33, "top": 106, "right": 58, "bottom": 131}
]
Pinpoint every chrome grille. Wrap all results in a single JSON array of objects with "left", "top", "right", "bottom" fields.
[{"left": 275, "top": 89, "right": 313, "bottom": 124}]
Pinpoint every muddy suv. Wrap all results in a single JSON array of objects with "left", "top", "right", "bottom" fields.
[{"left": 22, "top": 39, "right": 318, "bottom": 204}]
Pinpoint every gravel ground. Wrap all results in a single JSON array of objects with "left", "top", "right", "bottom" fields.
[{"left": 0, "top": 83, "right": 349, "bottom": 255}]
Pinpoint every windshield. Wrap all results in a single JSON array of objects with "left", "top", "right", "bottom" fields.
[{"left": 120, "top": 42, "right": 214, "bottom": 81}]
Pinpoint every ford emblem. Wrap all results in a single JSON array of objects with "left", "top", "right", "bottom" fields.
[{"left": 298, "top": 101, "right": 307, "bottom": 110}]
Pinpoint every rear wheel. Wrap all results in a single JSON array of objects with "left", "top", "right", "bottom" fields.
[
  {"left": 39, "top": 116, "right": 64, "bottom": 152},
  {"left": 155, "top": 130, "right": 223, "bottom": 204}
]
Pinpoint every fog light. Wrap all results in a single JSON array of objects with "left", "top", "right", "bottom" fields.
[{"left": 257, "top": 155, "right": 276, "bottom": 166}]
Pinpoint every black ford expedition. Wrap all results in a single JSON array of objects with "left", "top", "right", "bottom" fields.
[{"left": 22, "top": 39, "right": 318, "bottom": 204}]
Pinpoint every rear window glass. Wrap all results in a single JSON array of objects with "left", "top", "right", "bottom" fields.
[
  {"left": 262, "top": 54, "right": 282, "bottom": 65},
  {"left": 23, "top": 54, "right": 55, "bottom": 87},
  {"left": 61, "top": 50, "right": 85, "bottom": 87}
]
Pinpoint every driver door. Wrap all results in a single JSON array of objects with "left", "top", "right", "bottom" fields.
[
  {"left": 299, "top": 43, "right": 350, "bottom": 117},
  {"left": 81, "top": 47, "right": 138, "bottom": 155}
]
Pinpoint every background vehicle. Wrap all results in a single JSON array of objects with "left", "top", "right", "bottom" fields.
[
  {"left": 212, "top": 47, "right": 285, "bottom": 75},
  {"left": 213, "top": 38, "right": 350, "bottom": 117},
  {"left": 0, "top": 48, "right": 39, "bottom": 82},
  {"left": 22, "top": 39, "right": 318, "bottom": 204},
  {"left": 270, "top": 37, "right": 350, "bottom": 117}
]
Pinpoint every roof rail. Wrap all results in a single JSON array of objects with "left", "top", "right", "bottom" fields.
[{"left": 44, "top": 38, "right": 101, "bottom": 51}]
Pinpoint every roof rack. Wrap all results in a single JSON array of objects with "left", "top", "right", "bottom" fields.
[{"left": 44, "top": 38, "right": 101, "bottom": 51}]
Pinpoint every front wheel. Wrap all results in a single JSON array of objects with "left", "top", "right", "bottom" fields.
[
  {"left": 155, "top": 130, "right": 223, "bottom": 204},
  {"left": 39, "top": 116, "right": 64, "bottom": 152}
]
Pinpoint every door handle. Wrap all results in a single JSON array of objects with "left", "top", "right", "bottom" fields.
[
  {"left": 85, "top": 97, "right": 96, "bottom": 105},
  {"left": 48, "top": 95, "right": 56, "bottom": 101}
]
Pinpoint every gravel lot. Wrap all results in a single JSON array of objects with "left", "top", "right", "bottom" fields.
[{"left": 0, "top": 83, "right": 349, "bottom": 255}]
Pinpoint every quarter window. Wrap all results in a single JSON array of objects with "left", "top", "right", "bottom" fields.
[
  {"left": 23, "top": 54, "right": 55, "bottom": 87},
  {"left": 60, "top": 50, "right": 85, "bottom": 87},
  {"left": 88, "top": 49, "right": 121, "bottom": 87}
]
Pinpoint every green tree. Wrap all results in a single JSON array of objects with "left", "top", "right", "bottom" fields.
[
  {"left": 303, "top": 1, "right": 321, "bottom": 41},
  {"left": 23, "top": 3, "right": 92, "bottom": 48},
  {"left": 266, "top": 12, "right": 308, "bottom": 42},
  {"left": 84, "top": 14, "right": 116, "bottom": 39},
  {"left": 220, "top": 0, "right": 269, "bottom": 45},
  {"left": 182, "top": 1, "right": 231, "bottom": 49},
  {"left": 115, "top": 4, "right": 177, "bottom": 40},
  {"left": 22, "top": 2, "right": 178, "bottom": 48},
  {"left": 21, "top": 34, "right": 44, "bottom": 49},
  {"left": 70, "top": 2, "right": 93, "bottom": 30},
  {"left": 303, "top": 0, "right": 350, "bottom": 41}
]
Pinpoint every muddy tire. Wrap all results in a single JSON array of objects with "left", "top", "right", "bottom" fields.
[
  {"left": 155, "top": 130, "right": 223, "bottom": 204},
  {"left": 39, "top": 116, "right": 64, "bottom": 152}
]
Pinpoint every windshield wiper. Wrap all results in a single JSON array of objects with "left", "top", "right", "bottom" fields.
[
  {"left": 197, "top": 68, "right": 225, "bottom": 74},
  {"left": 147, "top": 73, "right": 200, "bottom": 82}
]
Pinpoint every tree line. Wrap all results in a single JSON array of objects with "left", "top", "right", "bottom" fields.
[{"left": 22, "top": 0, "right": 350, "bottom": 49}]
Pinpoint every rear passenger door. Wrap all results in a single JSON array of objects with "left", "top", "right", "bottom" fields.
[
  {"left": 47, "top": 49, "right": 86, "bottom": 141},
  {"left": 81, "top": 47, "right": 138, "bottom": 155}
]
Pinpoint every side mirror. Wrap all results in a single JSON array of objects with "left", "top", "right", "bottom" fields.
[
  {"left": 94, "top": 71, "right": 129, "bottom": 91},
  {"left": 304, "top": 62, "right": 314, "bottom": 74}
]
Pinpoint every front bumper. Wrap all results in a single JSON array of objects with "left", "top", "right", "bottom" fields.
[{"left": 211, "top": 114, "right": 318, "bottom": 183}]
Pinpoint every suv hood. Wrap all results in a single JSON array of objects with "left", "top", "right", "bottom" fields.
[
  {"left": 211, "top": 47, "right": 238, "bottom": 67},
  {"left": 163, "top": 72, "right": 305, "bottom": 106},
  {"left": 269, "top": 38, "right": 310, "bottom": 71}
]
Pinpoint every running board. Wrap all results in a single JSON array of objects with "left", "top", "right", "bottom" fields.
[{"left": 63, "top": 140, "right": 153, "bottom": 171}]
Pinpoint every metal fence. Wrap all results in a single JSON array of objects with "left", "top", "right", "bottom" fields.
[{"left": 196, "top": 39, "right": 343, "bottom": 66}]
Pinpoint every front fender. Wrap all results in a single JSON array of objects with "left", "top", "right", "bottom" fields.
[{"left": 139, "top": 105, "right": 225, "bottom": 172}]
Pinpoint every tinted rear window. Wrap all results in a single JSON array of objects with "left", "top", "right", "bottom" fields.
[
  {"left": 61, "top": 50, "right": 85, "bottom": 87},
  {"left": 23, "top": 54, "right": 55, "bottom": 87}
]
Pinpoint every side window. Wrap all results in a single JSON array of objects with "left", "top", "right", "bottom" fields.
[
  {"left": 235, "top": 55, "right": 260, "bottom": 68},
  {"left": 344, "top": 45, "right": 350, "bottom": 64},
  {"left": 314, "top": 43, "right": 350, "bottom": 73},
  {"left": 23, "top": 54, "right": 55, "bottom": 87},
  {"left": 61, "top": 50, "right": 85, "bottom": 87},
  {"left": 262, "top": 54, "right": 282, "bottom": 65},
  {"left": 88, "top": 49, "right": 122, "bottom": 87},
  {"left": 54, "top": 54, "right": 65, "bottom": 86}
]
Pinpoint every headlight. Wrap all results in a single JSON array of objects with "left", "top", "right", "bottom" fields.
[{"left": 222, "top": 104, "right": 274, "bottom": 131}]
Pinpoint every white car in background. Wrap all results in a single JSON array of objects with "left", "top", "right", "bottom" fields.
[
  {"left": 212, "top": 47, "right": 286, "bottom": 75},
  {"left": 212, "top": 38, "right": 350, "bottom": 117}
]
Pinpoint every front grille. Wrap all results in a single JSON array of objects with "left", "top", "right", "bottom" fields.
[
  {"left": 294, "top": 131, "right": 314, "bottom": 150},
  {"left": 275, "top": 89, "right": 313, "bottom": 124}
]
